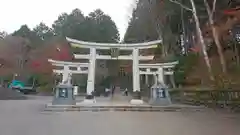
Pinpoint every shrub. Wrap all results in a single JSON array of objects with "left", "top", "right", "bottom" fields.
[
  {"left": 174, "top": 53, "right": 199, "bottom": 86},
  {"left": 37, "top": 84, "right": 54, "bottom": 92}
]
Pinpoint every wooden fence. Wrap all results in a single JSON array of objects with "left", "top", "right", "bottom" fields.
[{"left": 169, "top": 90, "right": 240, "bottom": 109}]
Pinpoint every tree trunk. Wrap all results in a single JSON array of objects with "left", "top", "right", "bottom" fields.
[
  {"left": 190, "top": 0, "right": 214, "bottom": 81},
  {"left": 212, "top": 27, "right": 227, "bottom": 72},
  {"left": 203, "top": 0, "right": 227, "bottom": 74},
  {"left": 180, "top": 1, "right": 187, "bottom": 55},
  {"left": 170, "top": 75, "right": 176, "bottom": 88},
  {"left": 233, "top": 40, "right": 240, "bottom": 65},
  {"left": 148, "top": 0, "right": 168, "bottom": 57}
]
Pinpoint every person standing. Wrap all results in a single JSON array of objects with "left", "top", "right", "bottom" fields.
[
  {"left": 111, "top": 85, "right": 115, "bottom": 97},
  {"left": 105, "top": 87, "right": 110, "bottom": 97},
  {"left": 124, "top": 88, "right": 128, "bottom": 96}
]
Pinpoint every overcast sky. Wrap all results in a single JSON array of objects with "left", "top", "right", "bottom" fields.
[{"left": 0, "top": 0, "right": 136, "bottom": 40}]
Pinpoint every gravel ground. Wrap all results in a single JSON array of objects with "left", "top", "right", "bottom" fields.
[{"left": 0, "top": 96, "right": 240, "bottom": 135}]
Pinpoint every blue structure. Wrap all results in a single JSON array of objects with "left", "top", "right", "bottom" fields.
[
  {"left": 149, "top": 82, "right": 172, "bottom": 105},
  {"left": 52, "top": 84, "right": 76, "bottom": 105},
  {"left": 9, "top": 80, "right": 25, "bottom": 89},
  {"left": 9, "top": 80, "right": 35, "bottom": 94}
]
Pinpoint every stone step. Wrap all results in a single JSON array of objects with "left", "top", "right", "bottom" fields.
[{"left": 44, "top": 104, "right": 207, "bottom": 112}]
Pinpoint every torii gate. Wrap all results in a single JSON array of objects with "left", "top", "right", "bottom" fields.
[{"left": 49, "top": 37, "right": 178, "bottom": 104}]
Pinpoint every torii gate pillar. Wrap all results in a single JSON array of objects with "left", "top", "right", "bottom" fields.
[{"left": 84, "top": 48, "right": 97, "bottom": 103}]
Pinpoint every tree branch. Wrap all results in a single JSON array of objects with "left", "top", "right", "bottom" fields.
[
  {"left": 204, "top": 0, "right": 214, "bottom": 24},
  {"left": 169, "top": 0, "right": 193, "bottom": 12},
  {"left": 211, "top": 0, "right": 217, "bottom": 16}
]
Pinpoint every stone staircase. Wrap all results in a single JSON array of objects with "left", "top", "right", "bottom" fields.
[
  {"left": 111, "top": 87, "right": 131, "bottom": 102},
  {"left": 111, "top": 94, "right": 131, "bottom": 102},
  {"left": 44, "top": 90, "right": 207, "bottom": 112}
]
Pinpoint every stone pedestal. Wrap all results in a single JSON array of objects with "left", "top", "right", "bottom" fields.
[
  {"left": 52, "top": 84, "right": 76, "bottom": 105},
  {"left": 130, "top": 99, "right": 144, "bottom": 105},
  {"left": 149, "top": 83, "right": 171, "bottom": 106},
  {"left": 130, "top": 91, "right": 144, "bottom": 105},
  {"left": 83, "top": 93, "right": 96, "bottom": 103}
]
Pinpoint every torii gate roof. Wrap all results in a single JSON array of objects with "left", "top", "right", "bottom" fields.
[{"left": 66, "top": 37, "right": 162, "bottom": 49}]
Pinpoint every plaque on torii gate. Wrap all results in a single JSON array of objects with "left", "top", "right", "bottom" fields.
[{"left": 110, "top": 48, "right": 119, "bottom": 58}]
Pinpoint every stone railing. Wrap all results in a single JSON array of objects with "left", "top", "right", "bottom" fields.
[{"left": 170, "top": 90, "right": 240, "bottom": 109}]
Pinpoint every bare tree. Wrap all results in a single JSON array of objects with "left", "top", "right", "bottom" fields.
[
  {"left": 169, "top": 0, "right": 214, "bottom": 81},
  {"left": 203, "top": 0, "right": 227, "bottom": 74},
  {"left": 0, "top": 36, "right": 31, "bottom": 79},
  {"left": 147, "top": 0, "right": 179, "bottom": 57}
]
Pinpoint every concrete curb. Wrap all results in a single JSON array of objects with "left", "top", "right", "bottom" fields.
[{"left": 44, "top": 105, "right": 207, "bottom": 112}]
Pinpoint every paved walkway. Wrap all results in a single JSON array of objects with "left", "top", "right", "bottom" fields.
[{"left": 0, "top": 96, "right": 240, "bottom": 135}]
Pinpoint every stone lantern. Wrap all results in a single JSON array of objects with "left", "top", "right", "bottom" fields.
[
  {"left": 149, "top": 81, "right": 171, "bottom": 105},
  {"left": 52, "top": 84, "right": 76, "bottom": 105}
]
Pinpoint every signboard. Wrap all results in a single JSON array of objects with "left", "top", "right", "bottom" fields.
[
  {"left": 59, "top": 88, "right": 68, "bottom": 98},
  {"left": 74, "top": 86, "right": 78, "bottom": 96}
]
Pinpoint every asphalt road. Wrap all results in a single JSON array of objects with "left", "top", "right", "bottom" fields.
[{"left": 0, "top": 96, "right": 240, "bottom": 135}]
